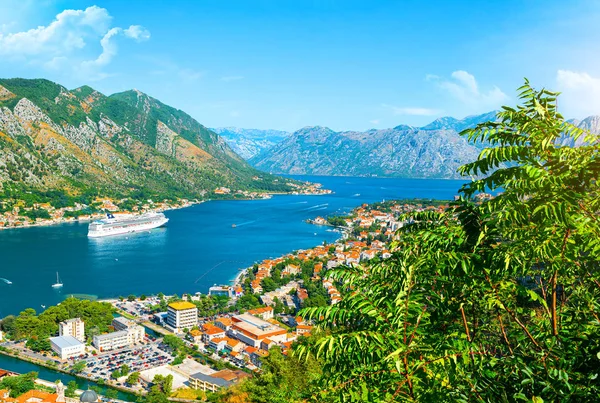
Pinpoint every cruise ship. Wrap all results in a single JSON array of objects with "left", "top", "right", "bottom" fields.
[{"left": 87, "top": 212, "right": 169, "bottom": 238}]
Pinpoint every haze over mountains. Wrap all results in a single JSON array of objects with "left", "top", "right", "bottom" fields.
[
  {"left": 211, "top": 127, "right": 290, "bottom": 159},
  {"left": 221, "top": 112, "right": 600, "bottom": 179},
  {"left": 0, "top": 78, "right": 292, "bottom": 201}
]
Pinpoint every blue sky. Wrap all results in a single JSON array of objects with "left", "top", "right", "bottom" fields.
[{"left": 1, "top": 0, "right": 599, "bottom": 132}]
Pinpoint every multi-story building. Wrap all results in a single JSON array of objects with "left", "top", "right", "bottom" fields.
[
  {"left": 50, "top": 335, "right": 86, "bottom": 360},
  {"left": 166, "top": 302, "right": 198, "bottom": 333},
  {"left": 228, "top": 313, "right": 287, "bottom": 348},
  {"left": 93, "top": 330, "right": 129, "bottom": 352},
  {"left": 208, "top": 286, "right": 234, "bottom": 298},
  {"left": 59, "top": 318, "right": 85, "bottom": 342},
  {"left": 112, "top": 317, "right": 145, "bottom": 344}
]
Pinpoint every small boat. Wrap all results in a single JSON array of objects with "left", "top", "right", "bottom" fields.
[
  {"left": 232, "top": 224, "right": 237, "bottom": 228},
  {"left": 52, "top": 272, "right": 63, "bottom": 288},
  {"left": 41, "top": 305, "right": 46, "bottom": 309}
]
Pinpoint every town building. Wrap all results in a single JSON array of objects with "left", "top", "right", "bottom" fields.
[
  {"left": 246, "top": 306, "right": 274, "bottom": 321},
  {"left": 189, "top": 370, "right": 250, "bottom": 392},
  {"left": 111, "top": 317, "right": 145, "bottom": 344},
  {"left": 208, "top": 286, "right": 234, "bottom": 298},
  {"left": 59, "top": 318, "right": 85, "bottom": 342},
  {"left": 166, "top": 302, "right": 198, "bottom": 333},
  {"left": 229, "top": 313, "right": 287, "bottom": 348},
  {"left": 50, "top": 335, "right": 86, "bottom": 360},
  {"left": 93, "top": 330, "right": 129, "bottom": 352}
]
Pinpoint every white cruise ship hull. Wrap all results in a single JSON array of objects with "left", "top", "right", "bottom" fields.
[{"left": 88, "top": 213, "right": 169, "bottom": 238}]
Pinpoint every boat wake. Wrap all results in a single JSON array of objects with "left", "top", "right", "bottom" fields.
[
  {"left": 234, "top": 220, "right": 256, "bottom": 227},
  {"left": 0, "top": 278, "right": 12, "bottom": 285},
  {"left": 302, "top": 203, "right": 329, "bottom": 211}
]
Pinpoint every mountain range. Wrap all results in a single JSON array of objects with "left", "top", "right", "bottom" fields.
[
  {"left": 0, "top": 78, "right": 294, "bottom": 205},
  {"left": 220, "top": 112, "right": 599, "bottom": 179},
  {"left": 211, "top": 127, "right": 289, "bottom": 159}
]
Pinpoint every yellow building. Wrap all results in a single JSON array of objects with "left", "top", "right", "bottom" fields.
[{"left": 166, "top": 301, "right": 198, "bottom": 333}]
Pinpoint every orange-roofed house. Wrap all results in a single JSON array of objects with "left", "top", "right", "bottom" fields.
[
  {"left": 201, "top": 324, "right": 226, "bottom": 343},
  {"left": 215, "top": 317, "right": 233, "bottom": 331},
  {"left": 296, "top": 324, "right": 313, "bottom": 336},
  {"left": 247, "top": 306, "right": 274, "bottom": 320}
]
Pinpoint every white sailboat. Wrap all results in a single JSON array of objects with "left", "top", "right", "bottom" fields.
[{"left": 52, "top": 272, "right": 63, "bottom": 288}]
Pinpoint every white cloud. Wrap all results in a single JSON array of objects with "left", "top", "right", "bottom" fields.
[
  {"left": 221, "top": 75, "right": 244, "bottom": 82},
  {"left": 0, "top": 5, "right": 149, "bottom": 80},
  {"left": 556, "top": 70, "right": 600, "bottom": 117},
  {"left": 382, "top": 104, "right": 441, "bottom": 116},
  {"left": 124, "top": 25, "right": 150, "bottom": 41},
  {"left": 430, "top": 70, "right": 509, "bottom": 112},
  {"left": 369, "top": 119, "right": 380, "bottom": 125},
  {"left": 229, "top": 110, "right": 240, "bottom": 117}
]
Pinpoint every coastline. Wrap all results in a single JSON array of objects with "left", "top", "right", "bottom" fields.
[{"left": 0, "top": 188, "right": 332, "bottom": 232}]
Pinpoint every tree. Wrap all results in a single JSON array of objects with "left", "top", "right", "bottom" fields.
[
  {"left": 120, "top": 364, "right": 130, "bottom": 376},
  {"left": 71, "top": 361, "right": 86, "bottom": 374},
  {"left": 126, "top": 372, "right": 140, "bottom": 385},
  {"left": 128, "top": 295, "right": 136, "bottom": 302},
  {"left": 0, "top": 372, "right": 37, "bottom": 397},
  {"left": 298, "top": 82, "right": 600, "bottom": 401},
  {"left": 65, "top": 381, "right": 78, "bottom": 398},
  {"left": 105, "top": 388, "right": 118, "bottom": 400},
  {"left": 229, "top": 347, "right": 321, "bottom": 402},
  {"left": 162, "top": 334, "right": 184, "bottom": 352},
  {"left": 145, "top": 385, "right": 169, "bottom": 403}
]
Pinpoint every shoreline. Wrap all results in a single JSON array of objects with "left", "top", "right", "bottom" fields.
[{"left": 0, "top": 189, "right": 332, "bottom": 232}]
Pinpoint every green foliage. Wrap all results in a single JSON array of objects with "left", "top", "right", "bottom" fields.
[
  {"left": 65, "top": 381, "right": 79, "bottom": 398},
  {"left": 0, "top": 371, "right": 37, "bottom": 397},
  {"left": 5, "top": 297, "right": 114, "bottom": 342},
  {"left": 162, "top": 334, "right": 184, "bottom": 353},
  {"left": 105, "top": 388, "right": 119, "bottom": 399},
  {"left": 326, "top": 216, "right": 348, "bottom": 227},
  {"left": 214, "top": 347, "right": 321, "bottom": 403},
  {"left": 71, "top": 361, "right": 86, "bottom": 374},
  {"left": 126, "top": 372, "right": 140, "bottom": 385},
  {"left": 25, "top": 336, "right": 51, "bottom": 352},
  {"left": 297, "top": 81, "right": 600, "bottom": 402},
  {"left": 152, "top": 374, "right": 173, "bottom": 396}
]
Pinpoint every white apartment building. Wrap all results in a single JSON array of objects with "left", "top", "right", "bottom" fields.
[
  {"left": 166, "top": 302, "right": 198, "bottom": 333},
  {"left": 93, "top": 330, "right": 129, "bottom": 352},
  {"left": 112, "top": 317, "right": 145, "bottom": 344},
  {"left": 59, "top": 318, "right": 85, "bottom": 342}
]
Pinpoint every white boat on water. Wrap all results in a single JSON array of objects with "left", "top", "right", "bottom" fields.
[
  {"left": 52, "top": 272, "right": 63, "bottom": 288},
  {"left": 87, "top": 212, "right": 168, "bottom": 238}
]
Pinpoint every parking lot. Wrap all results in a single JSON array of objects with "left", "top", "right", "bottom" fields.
[
  {"left": 80, "top": 343, "right": 173, "bottom": 384},
  {"left": 112, "top": 298, "right": 161, "bottom": 320}
]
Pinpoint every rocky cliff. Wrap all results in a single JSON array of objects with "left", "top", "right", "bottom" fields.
[{"left": 0, "top": 78, "right": 294, "bottom": 205}]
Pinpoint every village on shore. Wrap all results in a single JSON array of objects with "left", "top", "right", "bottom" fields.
[
  {"left": 0, "top": 195, "right": 496, "bottom": 401},
  {"left": 2, "top": 196, "right": 443, "bottom": 401},
  {"left": 0, "top": 181, "right": 331, "bottom": 230}
]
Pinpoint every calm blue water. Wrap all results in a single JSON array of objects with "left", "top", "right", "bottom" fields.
[{"left": 0, "top": 176, "right": 465, "bottom": 316}]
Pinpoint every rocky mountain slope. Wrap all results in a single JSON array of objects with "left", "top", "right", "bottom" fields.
[
  {"left": 212, "top": 127, "right": 289, "bottom": 159},
  {"left": 0, "top": 78, "right": 293, "bottom": 205},
  {"left": 249, "top": 113, "right": 495, "bottom": 179},
  {"left": 250, "top": 112, "right": 600, "bottom": 179}
]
